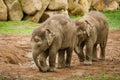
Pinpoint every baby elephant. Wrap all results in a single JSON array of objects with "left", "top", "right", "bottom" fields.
[
  {"left": 31, "top": 14, "right": 77, "bottom": 72},
  {"left": 75, "top": 11, "right": 109, "bottom": 65}
]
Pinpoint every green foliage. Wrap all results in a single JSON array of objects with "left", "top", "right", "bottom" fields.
[
  {"left": 70, "top": 10, "right": 120, "bottom": 29},
  {"left": 32, "top": 78, "right": 54, "bottom": 80},
  {"left": 0, "top": 76, "right": 9, "bottom": 80},
  {"left": 0, "top": 21, "right": 37, "bottom": 34},
  {"left": 0, "top": 10, "right": 120, "bottom": 34},
  {"left": 103, "top": 9, "right": 120, "bottom": 29},
  {"left": 64, "top": 73, "right": 120, "bottom": 80},
  {"left": 70, "top": 15, "right": 82, "bottom": 19}
]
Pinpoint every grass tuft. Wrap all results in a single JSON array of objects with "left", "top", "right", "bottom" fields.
[
  {"left": 0, "top": 20, "right": 38, "bottom": 34},
  {"left": 103, "top": 9, "right": 120, "bottom": 29},
  {"left": 0, "top": 10, "right": 120, "bottom": 34}
]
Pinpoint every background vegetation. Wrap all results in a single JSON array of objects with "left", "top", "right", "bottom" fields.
[
  {"left": 0, "top": 10, "right": 120, "bottom": 80},
  {"left": 0, "top": 10, "right": 120, "bottom": 34}
]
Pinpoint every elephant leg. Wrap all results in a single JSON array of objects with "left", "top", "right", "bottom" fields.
[
  {"left": 48, "top": 49, "right": 57, "bottom": 72},
  {"left": 76, "top": 42, "right": 85, "bottom": 62},
  {"left": 58, "top": 50, "right": 66, "bottom": 68},
  {"left": 79, "top": 42, "right": 85, "bottom": 62},
  {"left": 100, "top": 41, "right": 107, "bottom": 60},
  {"left": 66, "top": 48, "right": 73, "bottom": 67},
  {"left": 39, "top": 51, "right": 49, "bottom": 72},
  {"left": 84, "top": 40, "right": 93, "bottom": 65},
  {"left": 92, "top": 44, "right": 98, "bottom": 61}
]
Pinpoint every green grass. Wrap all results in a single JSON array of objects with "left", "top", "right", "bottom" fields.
[
  {"left": 0, "top": 20, "right": 38, "bottom": 34},
  {"left": 103, "top": 9, "right": 120, "bottom": 29},
  {"left": 70, "top": 9, "right": 120, "bottom": 29},
  {"left": 64, "top": 72, "right": 120, "bottom": 80},
  {"left": 0, "top": 10, "right": 120, "bottom": 34},
  {"left": 70, "top": 15, "right": 82, "bottom": 19}
]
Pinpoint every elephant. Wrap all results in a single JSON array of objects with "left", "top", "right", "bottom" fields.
[
  {"left": 31, "top": 14, "right": 77, "bottom": 72},
  {"left": 74, "top": 11, "right": 109, "bottom": 65}
]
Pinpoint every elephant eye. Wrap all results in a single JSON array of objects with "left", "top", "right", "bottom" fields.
[
  {"left": 34, "top": 36, "right": 42, "bottom": 42},
  {"left": 34, "top": 38, "right": 39, "bottom": 42},
  {"left": 37, "top": 45, "right": 40, "bottom": 47}
]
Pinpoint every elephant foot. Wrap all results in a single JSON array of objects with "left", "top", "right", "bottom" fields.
[
  {"left": 65, "top": 64, "right": 70, "bottom": 67},
  {"left": 80, "top": 59, "right": 84, "bottom": 62},
  {"left": 78, "top": 56, "right": 84, "bottom": 62},
  {"left": 92, "top": 58, "right": 99, "bottom": 62},
  {"left": 99, "top": 56, "right": 105, "bottom": 61},
  {"left": 39, "top": 66, "right": 49, "bottom": 72},
  {"left": 57, "top": 65, "right": 65, "bottom": 69},
  {"left": 84, "top": 60, "right": 92, "bottom": 65},
  {"left": 57, "top": 63, "right": 66, "bottom": 69},
  {"left": 48, "top": 67, "right": 56, "bottom": 72},
  {"left": 99, "top": 58, "right": 105, "bottom": 61},
  {"left": 58, "top": 64, "right": 70, "bottom": 68}
]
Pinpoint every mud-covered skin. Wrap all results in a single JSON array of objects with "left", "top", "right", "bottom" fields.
[
  {"left": 75, "top": 11, "right": 109, "bottom": 65},
  {"left": 31, "top": 14, "right": 77, "bottom": 72}
]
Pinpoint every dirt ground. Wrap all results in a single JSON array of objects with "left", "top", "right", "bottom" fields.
[{"left": 0, "top": 29, "right": 120, "bottom": 80}]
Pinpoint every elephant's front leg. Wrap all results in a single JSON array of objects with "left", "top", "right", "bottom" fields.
[
  {"left": 84, "top": 40, "right": 93, "bottom": 65},
  {"left": 58, "top": 50, "right": 66, "bottom": 68},
  {"left": 48, "top": 49, "right": 58, "bottom": 72},
  {"left": 75, "top": 42, "right": 85, "bottom": 62},
  {"left": 39, "top": 52, "right": 49, "bottom": 72},
  {"left": 66, "top": 48, "right": 73, "bottom": 67}
]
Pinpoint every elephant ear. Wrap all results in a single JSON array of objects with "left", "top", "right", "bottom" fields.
[
  {"left": 84, "top": 20, "right": 92, "bottom": 37},
  {"left": 45, "top": 29, "right": 55, "bottom": 46}
]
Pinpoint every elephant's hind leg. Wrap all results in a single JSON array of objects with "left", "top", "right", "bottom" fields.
[
  {"left": 100, "top": 41, "right": 107, "bottom": 60},
  {"left": 58, "top": 50, "right": 66, "bottom": 68},
  {"left": 66, "top": 48, "right": 73, "bottom": 67},
  {"left": 92, "top": 44, "right": 98, "bottom": 61}
]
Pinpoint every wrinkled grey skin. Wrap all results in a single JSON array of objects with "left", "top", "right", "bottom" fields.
[
  {"left": 74, "top": 11, "right": 109, "bottom": 65},
  {"left": 31, "top": 14, "right": 77, "bottom": 72}
]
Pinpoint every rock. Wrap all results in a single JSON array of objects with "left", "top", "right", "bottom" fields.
[
  {"left": 48, "top": 0, "right": 68, "bottom": 10},
  {"left": 40, "top": 10, "right": 68, "bottom": 22},
  {"left": 0, "top": 0, "right": 7, "bottom": 21},
  {"left": 20, "top": 0, "right": 42, "bottom": 15},
  {"left": 4, "top": 0, "right": 23, "bottom": 20},
  {"left": 68, "top": 0, "right": 90, "bottom": 15},
  {"left": 79, "top": 0, "right": 91, "bottom": 13},
  {"left": 92, "top": 0, "right": 119, "bottom": 11},
  {"left": 24, "top": 0, "right": 51, "bottom": 23},
  {"left": 117, "top": 0, "right": 120, "bottom": 5},
  {"left": 105, "top": 1, "right": 119, "bottom": 11}
]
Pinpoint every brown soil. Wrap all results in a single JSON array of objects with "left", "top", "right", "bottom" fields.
[{"left": 0, "top": 30, "right": 120, "bottom": 80}]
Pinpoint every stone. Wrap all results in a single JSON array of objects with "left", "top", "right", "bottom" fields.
[
  {"left": 0, "top": 0, "right": 7, "bottom": 21},
  {"left": 48, "top": 0, "right": 68, "bottom": 10},
  {"left": 92, "top": 0, "right": 119, "bottom": 11},
  {"left": 24, "top": 0, "right": 51, "bottom": 23},
  {"left": 4, "top": 0, "right": 23, "bottom": 20},
  {"left": 20, "top": 0, "right": 42, "bottom": 15},
  {"left": 68, "top": 0, "right": 90, "bottom": 15},
  {"left": 40, "top": 10, "right": 68, "bottom": 22}
]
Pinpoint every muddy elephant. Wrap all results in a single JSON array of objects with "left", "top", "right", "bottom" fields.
[
  {"left": 31, "top": 14, "right": 77, "bottom": 72},
  {"left": 74, "top": 11, "right": 109, "bottom": 65}
]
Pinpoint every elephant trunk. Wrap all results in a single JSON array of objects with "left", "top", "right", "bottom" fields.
[
  {"left": 32, "top": 50, "right": 41, "bottom": 70},
  {"left": 74, "top": 45, "right": 80, "bottom": 54},
  {"left": 74, "top": 37, "right": 81, "bottom": 54}
]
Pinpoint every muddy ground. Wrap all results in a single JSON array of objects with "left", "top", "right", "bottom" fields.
[{"left": 0, "top": 29, "right": 120, "bottom": 80}]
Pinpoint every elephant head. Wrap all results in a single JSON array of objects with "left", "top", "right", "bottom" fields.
[
  {"left": 74, "top": 19, "right": 92, "bottom": 53},
  {"left": 31, "top": 28, "right": 55, "bottom": 71}
]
